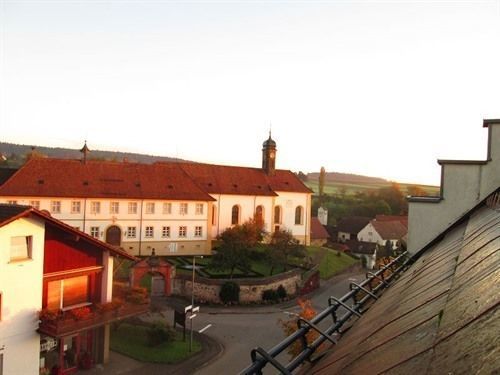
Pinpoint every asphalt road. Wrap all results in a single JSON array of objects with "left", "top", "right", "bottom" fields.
[{"left": 193, "top": 270, "right": 366, "bottom": 375}]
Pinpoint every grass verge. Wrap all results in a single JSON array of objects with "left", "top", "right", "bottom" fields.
[
  {"left": 306, "top": 246, "right": 358, "bottom": 279},
  {"left": 110, "top": 323, "right": 202, "bottom": 363}
]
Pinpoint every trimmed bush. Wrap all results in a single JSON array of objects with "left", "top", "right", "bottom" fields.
[
  {"left": 146, "top": 322, "right": 176, "bottom": 347},
  {"left": 219, "top": 281, "right": 240, "bottom": 304},
  {"left": 262, "top": 289, "right": 279, "bottom": 301},
  {"left": 277, "top": 285, "right": 287, "bottom": 299}
]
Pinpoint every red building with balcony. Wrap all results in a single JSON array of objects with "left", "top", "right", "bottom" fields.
[{"left": 0, "top": 204, "right": 149, "bottom": 375}]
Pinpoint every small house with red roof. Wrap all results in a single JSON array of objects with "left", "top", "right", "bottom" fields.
[
  {"left": 0, "top": 204, "right": 147, "bottom": 375},
  {"left": 357, "top": 219, "right": 407, "bottom": 250}
]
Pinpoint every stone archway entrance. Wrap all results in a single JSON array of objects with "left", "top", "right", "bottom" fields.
[
  {"left": 131, "top": 255, "right": 172, "bottom": 296},
  {"left": 106, "top": 225, "right": 121, "bottom": 246}
]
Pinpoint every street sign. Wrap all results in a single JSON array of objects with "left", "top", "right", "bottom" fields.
[
  {"left": 185, "top": 305, "right": 193, "bottom": 313},
  {"left": 188, "top": 313, "right": 197, "bottom": 319},
  {"left": 192, "top": 306, "right": 200, "bottom": 313}
]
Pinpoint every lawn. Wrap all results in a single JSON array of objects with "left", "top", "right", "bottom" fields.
[
  {"left": 306, "top": 246, "right": 359, "bottom": 279},
  {"left": 110, "top": 323, "right": 201, "bottom": 363},
  {"left": 306, "top": 180, "right": 440, "bottom": 197}
]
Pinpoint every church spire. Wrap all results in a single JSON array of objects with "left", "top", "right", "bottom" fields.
[
  {"left": 262, "top": 132, "right": 277, "bottom": 176},
  {"left": 80, "top": 141, "right": 90, "bottom": 164}
]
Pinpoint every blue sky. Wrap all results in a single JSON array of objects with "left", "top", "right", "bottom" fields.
[{"left": 1, "top": 0, "right": 499, "bottom": 185}]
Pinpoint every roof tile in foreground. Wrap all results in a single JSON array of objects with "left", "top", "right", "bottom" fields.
[{"left": 309, "top": 204, "right": 499, "bottom": 374}]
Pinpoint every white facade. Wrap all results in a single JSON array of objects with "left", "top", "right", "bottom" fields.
[
  {"left": 408, "top": 122, "right": 500, "bottom": 254},
  {"left": 0, "top": 197, "right": 212, "bottom": 256},
  {"left": 210, "top": 191, "right": 311, "bottom": 244},
  {"left": 0, "top": 217, "right": 45, "bottom": 375},
  {"left": 357, "top": 223, "right": 399, "bottom": 249},
  {"left": 357, "top": 223, "right": 384, "bottom": 245},
  {"left": 317, "top": 206, "right": 328, "bottom": 226}
]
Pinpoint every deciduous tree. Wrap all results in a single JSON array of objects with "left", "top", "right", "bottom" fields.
[{"left": 210, "top": 219, "right": 265, "bottom": 278}]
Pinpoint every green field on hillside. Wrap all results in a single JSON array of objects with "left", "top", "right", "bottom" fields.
[{"left": 305, "top": 180, "right": 440, "bottom": 197}]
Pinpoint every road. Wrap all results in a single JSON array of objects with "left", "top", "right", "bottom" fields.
[{"left": 191, "top": 270, "right": 365, "bottom": 375}]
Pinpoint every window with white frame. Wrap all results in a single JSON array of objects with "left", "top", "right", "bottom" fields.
[
  {"left": 7, "top": 200, "right": 17, "bottom": 205},
  {"left": 91, "top": 201, "right": 101, "bottom": 214},
  {"left": 10, "top": 236, "right": 33, "bottom": 261},
  {"left": 195, "top": 226, "right": 202, "bottom": 237},
  {"left": 128, "top": 202, "right": 138, "bottom": 214},
  {"left": 90, "top": 226, "right": 100, "bottom": 238},
  {"left": 195, "top": 203, "right": 204, "bottom": 215},
  {"left": 145, "top": 226, "right": 154, "bottom": 238},
  {"left": 110, "top": 201, "right": 120, "bottom": 214},
  {"left": 179, "top": 226, "right": 187, "bottom": 237},
  {"left": 30, "top": 200, "right": 40, "bottom": 210},
  {"left": 127, "top": 226, "right": 137, "bottom": 238},
  {"left": 145, "top": 202, "right": 155, "bottom": 214},
  {"left": 163, "top": 202, "right": 172, "bottom": 214},
  {"left": 162, "top": 226, "right": 171, "bottom": 238},
  {"left": 71, "top": 201, "right": 81, "bottom": 214},
  {"left": 51, "top": 201, "right": 61, "bottom": 214},
  {"left": 179, "top": 203, "right": 188, "bottom": 215}
]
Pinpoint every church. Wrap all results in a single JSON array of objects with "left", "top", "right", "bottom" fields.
[{"left": 0, "top": 135, "right": 312, "bottom": 256}]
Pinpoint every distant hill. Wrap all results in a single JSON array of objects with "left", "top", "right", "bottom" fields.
[
  {"left": 0, "top": 142, "right": 184, "bottom": 167},
  {"left": 306, "top": 171, "right": 387, "bottom": 184}
]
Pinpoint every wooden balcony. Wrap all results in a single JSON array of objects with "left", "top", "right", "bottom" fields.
[{"left": 38, "top": 302, "right": 150, "bottom": 338}]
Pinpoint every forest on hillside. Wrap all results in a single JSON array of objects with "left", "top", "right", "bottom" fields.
[{"left": 0, "top": 142, "right": 183, "bottom": 167}]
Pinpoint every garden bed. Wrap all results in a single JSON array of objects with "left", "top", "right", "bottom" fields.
[{"left": 110, "top": 323, "right": 201, "bottom": 363}]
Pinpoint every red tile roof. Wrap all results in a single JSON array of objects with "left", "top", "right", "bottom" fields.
[
  {"left": 371, "top": 220, "right": 407, "bottom": 240},
  {"left": 0, "top": 159, "right": 312, "bottom": 200},
  {"left": 0, "top": 204, "right": 136, "bottom": 260},
  {"left": 375, "top": 214, "right": 408, "bottom": 228},
  {"left": 178, "top": 162, "right": 312, "bottom": 196},
  {"left": 0, "top": 158, "right": 215, "bottom": 201},
  {"left": 337, "top": 216, "right": 371, "bottom": 234},
  {"left": 310, "top": 217, "right": 330, "bottom": 240}
]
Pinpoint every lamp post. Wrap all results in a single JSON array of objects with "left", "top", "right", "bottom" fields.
[{"left": 189, "top": 255, "right": 202, "bottom": 352}]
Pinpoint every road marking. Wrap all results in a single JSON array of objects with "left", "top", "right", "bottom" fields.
[{"left": 199, "top": 324, "right": 212, "bottom": 333}]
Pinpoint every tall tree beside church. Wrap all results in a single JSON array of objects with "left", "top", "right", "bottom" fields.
[{"left": 319, "top": 166, "right": 326, "bottom": 200}]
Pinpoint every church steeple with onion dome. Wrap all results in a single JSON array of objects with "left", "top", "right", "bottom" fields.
[{"left": 262, "top": 131, "right": 277, "bottom": 176}]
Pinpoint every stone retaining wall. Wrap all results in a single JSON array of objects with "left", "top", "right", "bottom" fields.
[{"left": 172, "top": 269, "right": 303, "bottom": 304}]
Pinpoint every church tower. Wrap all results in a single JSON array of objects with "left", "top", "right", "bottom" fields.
[{"left": 262, "top": 132, "right": 277, "bottom": 175}]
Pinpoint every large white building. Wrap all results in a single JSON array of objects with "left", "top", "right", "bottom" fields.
[{"left": 0, "top": 135, "right": 312, "bottom": 256}]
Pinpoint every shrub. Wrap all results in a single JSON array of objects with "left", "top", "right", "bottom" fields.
[
  {"left": 38, "top": 309, "right": 61, "bottom": 322},
  {"left": 69, "top": 306, "right": 92, "bottom": 320},
  {"left": 146, "top": 322, "right": 176, "bottom": 347},
  {"left": 277, "top": 285, "right": 287, "bottom": 299},
  {"left": 262, "top": 289, "right": 279, "bottom": 302},
  {"left": 219, "top": 281, "right": 240, "bottom": 304}
]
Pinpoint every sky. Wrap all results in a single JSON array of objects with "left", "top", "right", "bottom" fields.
[{"left": 1, "top": 0, "right": 499, "bottom": 186}]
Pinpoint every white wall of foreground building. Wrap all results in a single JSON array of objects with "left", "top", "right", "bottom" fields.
[
  {"left": 0, "top": 217, "right": 45, "bottom": 375},
  {"left": 408, "top": 122, "right": 500, "bottom": 254}
]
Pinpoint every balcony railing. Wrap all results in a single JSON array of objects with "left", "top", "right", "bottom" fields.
[
  {"left": 39, "top": 302, "right": 150, "bottom": 337},
  {"left": 240, "top": 251, "right": 413, "bottom": 375},
  {"left": 39, "top": 287, "right": 150, "bottom": 337}
]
